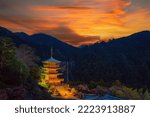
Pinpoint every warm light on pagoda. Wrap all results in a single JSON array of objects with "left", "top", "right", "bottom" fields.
[{"left": 41, "top": 48, "right": 64, "bottom": 85}]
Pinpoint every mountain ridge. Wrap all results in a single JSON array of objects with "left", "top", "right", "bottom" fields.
[
  {"left": 1, "top": 26, "right": 150, "bottom": 88},
  {"left": 1, "top": 26, "right": 150, "bottom": 47},
  {"left": 0, "top": 26, "right": 78, "bottom": 61}
]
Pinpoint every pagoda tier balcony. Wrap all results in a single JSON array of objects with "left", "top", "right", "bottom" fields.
[
  {"left": 43, "top": 62, "right": 59, "bottom": 65},
  {"left": 47, "top": 76, "right": 63, "bottom": 79},
  {"left": 43, "top": 66, "right": 60, "bottom": 68},
  {"left": 42, "top": 73, "right": 63, "bottom": 76},
  {"left": 44, "top": 74, "right": 63, "bottom": 79},
  {"left": 45, "top": 78, "right": 64, "bottom": 84},
  {"left": 46, "top": 77, "right": 64, "bottom": 80},
  {"left": 43, "top": 62, "right": 60, "bottom": 65},
  {"left": 43, "top": 70, "right": 60, "bottom": 73},
  {"left": 43, "top": 69, "right": 61, "bottom": 73}
]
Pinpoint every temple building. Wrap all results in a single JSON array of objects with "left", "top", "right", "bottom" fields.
[{"left": 41, "top": 49, "right": 64, "bottom": 85}]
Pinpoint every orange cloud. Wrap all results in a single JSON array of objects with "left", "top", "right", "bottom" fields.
[
  {"left": 38, "top": 26, "right": 100, "bottom": 45},
  {"left": 0, "top": 0, "right": 150, "bottom": 46},
  {"left": 30, "top": 0, "right": 132, "bottom": 38}
]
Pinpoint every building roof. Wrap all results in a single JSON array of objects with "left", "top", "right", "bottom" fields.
[
  {"left": 43, "top": 48, "right": 62, "bottom": 63},
  {"left": 44, "top": 57, "right": 61, "bottom": 63}
]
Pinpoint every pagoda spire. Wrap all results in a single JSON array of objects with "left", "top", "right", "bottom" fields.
[{"left": 51, "top": 47, "right": 53, "bottom": 58}]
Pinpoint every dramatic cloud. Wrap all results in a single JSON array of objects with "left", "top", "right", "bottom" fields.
[
  {"left": 37, "top": 26, "right": 100, "bottom": 45},
  {"left": 0, "top": 0, "right": 150, "bottom": 46}
]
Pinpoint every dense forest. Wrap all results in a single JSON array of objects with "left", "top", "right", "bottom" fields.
[
  {"left": 0, "top": 26, "right": 150, "bottom": 99},
  {"left": 72, "top": 31, "right": 150, "bottom": 89}
]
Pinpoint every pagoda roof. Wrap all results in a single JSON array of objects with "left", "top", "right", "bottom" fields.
[{"left": 43, "top": 57, "right": 61, "bottom": 63}]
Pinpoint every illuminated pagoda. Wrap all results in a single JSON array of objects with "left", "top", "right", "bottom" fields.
[{"left": 42, "top": 48, "right": 64, "bottom": 85}]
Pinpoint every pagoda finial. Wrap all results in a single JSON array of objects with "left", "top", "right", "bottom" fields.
[{"left": 51, "top": 47, "right": 53, "bottom": 58}]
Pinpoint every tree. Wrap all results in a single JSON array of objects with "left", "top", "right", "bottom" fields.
[
  {"left": 0, "top": 37, "right": 29, "bottom": 86},
  {"left": 113, "top": 90, "right": 126, "bottom": 98},
  {"left": 16, "top": 45, "right": 40, "bottom": 67},
  {"left": 98, "top": 79, "right": 106, "bottom": 86},
  {"left": 88, "top": 81, "right": 97, "bottom": 89},
  {"left": 112, "top": 80, "right": 122, "bottom": 87},
  {"left": 0, "top": 37, "right": 16, "bottom": 69},
  {"left": 16, "top": 44, "right": 40, "bottom": 79},
  {"left": 143, "top": 90, "right": 150, "bottom": 100},
  {"left": 122, "top": 86, "right": 141, "bottom": 99}
]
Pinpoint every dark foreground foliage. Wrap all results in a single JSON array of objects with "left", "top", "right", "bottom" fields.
[{"left": 0, "top": 37, "right": 51, "bottom": 99}]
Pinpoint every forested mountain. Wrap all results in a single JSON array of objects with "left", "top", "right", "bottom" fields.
[
  {"left": 0, "top": 26, "right": 28, "bottom": 45},
  {"left": 73, "top": 31, "right": 150, "bottom": 89},
  {"left": 0, "top": 26, "right": 150, "bottom": 89},
  {"left": 0, "top": 27, "right": 78, "bottom": 61},
  {"left": 15, "top": 32, "right": 78, "bottom": 60}
]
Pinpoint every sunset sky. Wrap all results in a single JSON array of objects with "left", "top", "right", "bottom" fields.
[{"left": 0, "top": 0, "right": 150, "bottom": 46}]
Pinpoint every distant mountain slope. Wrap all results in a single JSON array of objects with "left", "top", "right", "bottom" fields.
[
  {"left": 73, "top": 30, "right": 150, "bottom": 88},
  {"left": 0, "top": 27, "right": 28, "bottom": 45},
  {"left": 80, "top": 30, "right": 150, "bottom": 58},
  {"left": 15, "top": 32, "right": 78, "bottom": 60},
  {"left": 0, "top": 27, "right": 78, "bottom": 61}
]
